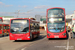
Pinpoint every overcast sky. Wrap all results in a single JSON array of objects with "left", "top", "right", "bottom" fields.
[{"left": 0, "top": 0, "right": 75, "bottom": 17}]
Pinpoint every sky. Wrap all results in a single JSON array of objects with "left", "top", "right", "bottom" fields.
[{"left": 0, "top": 0, "right": 75, "bottom": 18}]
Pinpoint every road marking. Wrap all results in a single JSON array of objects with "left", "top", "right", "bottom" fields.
[
  {"left": 66, "top": 38, "right": 74, "bottom": 50},
  {"left": 66, "top": 39, "right": 69, "bottom": 50},
  {"left": 20, "top": 36, "right": 46, "bottom": 50},
  {"left": 55, "top": 45, "right": 74, "bottom": 49},
  {"left": 55, "top": 46, "right": 66, "bottom": 48},
  {"left": 54, "top": 38, "right": 74, "bottom": 50}
]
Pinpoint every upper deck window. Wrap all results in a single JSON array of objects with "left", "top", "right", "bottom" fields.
[{"left": 48, "top": 8, "right": 64, "bottom": 17}]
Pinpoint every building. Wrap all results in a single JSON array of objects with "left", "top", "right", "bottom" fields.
[
  {"left": 35, "top": 15, "right": 42, "bottom": 21},
  {"left": 66, "top": 11, "right": 75, "bottom": 28},
  {"left": 35, "top": 15, "right": 46, "bottom": 31}
]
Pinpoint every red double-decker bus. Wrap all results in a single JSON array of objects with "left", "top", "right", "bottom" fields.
[
  {"left": 46, "top": 7, "right": 67, "bottom": 39},
  {"left": 9, "top": 18, "right": 40, "bottom": 40}
]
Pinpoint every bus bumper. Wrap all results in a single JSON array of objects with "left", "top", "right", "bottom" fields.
[
  {"left": 10, "top": 36, "right": 31, "bottom": 40},
  {"left": 47, "top": 35, "right": 67, "bottom": 38}
]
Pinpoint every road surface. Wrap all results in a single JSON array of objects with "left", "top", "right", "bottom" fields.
[{"left": 0, "top": 30, "right": 75, "bottom": 50}]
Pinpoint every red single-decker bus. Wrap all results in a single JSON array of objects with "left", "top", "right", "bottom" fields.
[{"left": 9, "top": 18, "right": 40, "bottom": 40}]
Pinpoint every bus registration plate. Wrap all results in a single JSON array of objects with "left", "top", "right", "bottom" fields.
[
  {"left": 17, "top": 39, "right": 22, "bottom": 40},
  {"left": 54, "top": 36, "right": 59, "bottom": 38}
]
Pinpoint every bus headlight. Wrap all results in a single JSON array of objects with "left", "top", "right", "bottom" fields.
[
  {"left": 47, "top": 33, "right": 51, "bottom": 36},
  {"left": 28, "top": 36, "right": 30, "bottom": 38},
  {"left": 62, "top": 33, "right": 66, "bottom": 36}
]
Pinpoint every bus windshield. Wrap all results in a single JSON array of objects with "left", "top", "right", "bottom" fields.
[
  {"left": 10, "top": 19, "right": 29, "bottom": 34},
  {"left": 48, "top": 8, "right": 64, "bottom": 17},
  {"left": 48, "top": 22, "right": 65, "bottom": 32}
]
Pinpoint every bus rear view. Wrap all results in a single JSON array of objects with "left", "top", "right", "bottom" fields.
[{"left": 46, "top": 7, "right": 67, "bottom": 39}]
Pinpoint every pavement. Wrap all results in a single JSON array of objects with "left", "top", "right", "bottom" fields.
[{"left": 0, "top": 30, "right": 75, "bottom": 50}]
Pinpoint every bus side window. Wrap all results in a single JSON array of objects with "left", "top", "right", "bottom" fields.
[
  {"left": 34, "top": 23, "right": 35, "bottom": 25},
  {"left": 7, "top": 26, "right": 9, "bottom": 29},
  {"left": 3, "top": 26, "right": 5, "bottom": 29},
  {"left": 37, "top": 24, "right": 39, "bottom": 29},
  {"left": 35, "top": 23, "right": 37, "bottom": 29},
  {"left": 30, "top": 23, "right": 34, "bottom": 30},
  {"left": 30, "top": 23, "right": 35, "bottom": 32},
  {"left": 34, "top": 23, "right": 36, "bottom": 29},
  {"left": 4, "top": 26, "right": 8, "bottom": 29}
]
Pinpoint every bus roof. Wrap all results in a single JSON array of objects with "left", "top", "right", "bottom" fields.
[
  {"left": 10, "top": 18, "right": 39, "bottom": 23},
  {"left": 10, "top": 18, "right": 36, "bottom": 21},
  {"left": 47, "top": 7, "right": 65, "bottom": 10}
]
